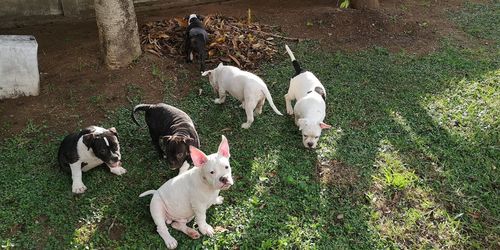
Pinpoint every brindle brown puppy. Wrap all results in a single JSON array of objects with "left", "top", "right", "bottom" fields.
[{"left": 132, "top": 103, "right": 200, "bottom": 169}]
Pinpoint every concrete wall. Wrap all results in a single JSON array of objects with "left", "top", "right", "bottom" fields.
[
  {"left": 0, "top": 0, "right": 211, "bottom": 18},
  {"left": 1, "top": 0, "right": 63, "bottom": 17}
]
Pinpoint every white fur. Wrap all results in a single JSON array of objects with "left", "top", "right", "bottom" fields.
[
  {"left": 202, "top": 63, "right": 282, "bottom": 129},
  {"left": 284, "top": 45, "right": 330, "bottom": 148},
  {"left": 70, "top": 126, "right": 126, "bottom": 194},
  {"left": 140, "top": 136, "right": 233, "bottom": 249},
  {"left": 293, "top": 92, "right": 327, "bottom": 148},
  {"left": 188, "top": 14, "right": 197, "bottom": 25}
]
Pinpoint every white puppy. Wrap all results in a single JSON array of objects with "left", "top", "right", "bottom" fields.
[
  {"left": 284, "top": 45, "right": 331, "bottom": 148},
  {"left": 202, "top": 63, "right": 282, "bottom": 129},
  {"left": 139, "top": 135, "right": 233, "bottom": 249}
]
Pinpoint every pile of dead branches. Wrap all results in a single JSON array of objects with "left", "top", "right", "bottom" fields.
[{"left": 140, "top": 14, "right": 297, "bottom": 69}]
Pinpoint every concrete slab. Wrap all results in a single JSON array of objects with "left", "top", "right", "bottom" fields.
[{"left": 0, "top": 35, "right": 40, "bottom": 99}]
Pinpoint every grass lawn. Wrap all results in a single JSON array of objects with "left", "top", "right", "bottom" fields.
[{"left": 1, "top": 1, "right": 498, "bottom": 249}]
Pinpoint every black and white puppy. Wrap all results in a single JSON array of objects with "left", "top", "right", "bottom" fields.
[
  {"left": 132, "top": 103, "right": 200, "bottom": 169},
  {"left": 58, "top": 126, "right": 126, "bottom": 194},
  {"left": 185, "top": 14, "right": 208, "bottom": 72}
]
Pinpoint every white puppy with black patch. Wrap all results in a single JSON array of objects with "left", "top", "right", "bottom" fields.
[
  {"left": 202, "top": 63, "right": 282, "bottom": 129},
  {"left": 284, "top": 45, "right": 331, "bottom": 148},
  {"left": 139, "top": 135, "right": 233, "bottom": 249}
]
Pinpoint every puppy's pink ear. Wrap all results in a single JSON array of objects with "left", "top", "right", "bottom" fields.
[
  {"left": 190, "top": 146, "right": 208, "bottom": 167},
  {"left": 218, "top": 135, "right": 230, "bottom": 158},
  {"left": 320, "top": 122, "right": 332, "bottom": 129}
]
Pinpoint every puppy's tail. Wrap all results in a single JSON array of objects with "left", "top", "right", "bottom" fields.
[
  {"left": 139, "top": 190, "right": 156, "bottom": 197},
  {"left": 131, "top": 104, "right": 151, "bottom": 126},
  {"left": 262, "top": 88, "right": 283, "bottom": 116},
  {"left": 285, "top": 45, "right": 303, "bottom": 76}
]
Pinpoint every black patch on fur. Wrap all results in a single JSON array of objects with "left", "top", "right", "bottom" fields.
[
  {"left": 314, "top": 86, "right": 326, "bottom": 100},
  {"left": 57, "top": 126, "right": 120, "bottom": 173},
  {"left": 292, "top": 60, "right": 305, "bottom": 77},
  {"left": 131, "top": 103, "right": 200, "bottom": 169},
  {"left": 81, "top": 162, "right": 88, "bottom": 168}
]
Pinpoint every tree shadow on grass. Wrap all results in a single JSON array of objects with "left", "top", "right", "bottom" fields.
[
  {"left": 319, "top": 44, "right": 498, "bottom": 248},
  {"left": 210, "top": 42, "right": 498, "bottom": 249}
]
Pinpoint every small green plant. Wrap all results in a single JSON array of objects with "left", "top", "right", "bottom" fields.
[
  {"left": 382, "top": 167, "right": 417, "bottom": 190},
  {"left": 340, "top": 0, "right": 350, "bottom": 8}
]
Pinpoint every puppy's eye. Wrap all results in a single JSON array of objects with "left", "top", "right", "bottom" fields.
[
  {"left": 99, "top": 149, "right": 106, "bottom": 154},
  {"left": 176, "top": 153, "right": 183, "bottom": 159},
  {"left": 210, "top": 171, "right": 215, "bottom": 174},
  {"left": 225, "top": 166, "right": 229, "bottom": 169},
  {"left": 315, "top": 136, "right": 319, "bottom": 139}
]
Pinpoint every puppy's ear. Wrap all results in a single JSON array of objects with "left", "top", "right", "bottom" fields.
[
  {"left": 197, "top": 15, "right": 204, "bottom": 21},
  {"left": 190, "top": 146, "right": 208, "bottom": 167},
  {"left": 82, "top": 133, "right": 95, "bottom": 150},
  {"left": 217, "top": 62, "right": 223, "bottom": 68},
  {"left": 218, "top": 135, "right": 230, "bottom": 158},
  {"left": 319, "top": 122, "right": 332, "bottom": 129},
  {"left": 201, "top": 70, "right": 211, "bottom": 76},
  {"left": 297, "top": 118, "right": 307, "bottom": 131},
  {"left": 108, "top": 127, "right": 118, "bottom": 136}
]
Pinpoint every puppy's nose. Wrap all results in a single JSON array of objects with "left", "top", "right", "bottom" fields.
[
  {"left": 307, "top": 142, "right": 314, "bottom": 148},
  {"left": 219, "top": 176, "right": 228, "bottom": 184},
  {"left": 111, "top": 155, "right": 119, "bottom": 162}
]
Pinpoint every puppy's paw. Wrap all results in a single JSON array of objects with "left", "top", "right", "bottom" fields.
[
  {"left": 164, "top": 235, "right": 178, "bottom": 249},
  {"left": 110, "top": 166, "right": 127, "bottom": 175},
  {"left": 72, "top": 183, "right": 87, "bottom": 194},
  {"left": 214, "top": 98, "right": 224, "bottom": 104},
  {"left": 187, "top": 228, "right": 201, "bottom": 239},
  {"left": 215, "top": 196, "right": 224, "bottom": 205},
  {"left": 241, "top": 123, "right": 251, "bottom": 129},
  {"left": 199, "top": 224, "right": 215, "bottom": 237},
  {"left": 287, "top": 108, "right": 294, "bottom": 115}
]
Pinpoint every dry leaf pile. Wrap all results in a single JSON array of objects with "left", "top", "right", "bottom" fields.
[{"left": 140, "top": 15, "right": 284, "bottom": 69}]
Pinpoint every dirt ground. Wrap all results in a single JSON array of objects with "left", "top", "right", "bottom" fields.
[{"left": 0, "top": 0, "right": 473, "bottom": 139}]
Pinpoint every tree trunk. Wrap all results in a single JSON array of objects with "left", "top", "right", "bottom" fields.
[
  {"left": 351, "top": 0, "right": 380, "bottom": 10},
  {"left": 94, "top": 0, "right": 141, "bottom": 69}
]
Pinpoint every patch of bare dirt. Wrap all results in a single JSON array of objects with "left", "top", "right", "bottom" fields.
[{"left": 316, "top": 159, "right": 360, "bottom": 186}]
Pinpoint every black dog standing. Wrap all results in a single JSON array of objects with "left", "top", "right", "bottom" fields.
[
  {"left": 132, "top": 103, "right": 200, "bottom": 169},
  {"left": 185, "top": 14, "right": 208, "bottom": 72}
]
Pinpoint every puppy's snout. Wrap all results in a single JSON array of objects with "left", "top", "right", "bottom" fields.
[
  {"left": 307, "top": 142, "right": 314, "bottom": 148},
  {"left": 111, "top": 155, "right": 119, "bottom": 162},
  {"left": 219, "top": 176, "right": 228, "bottom": 184}
]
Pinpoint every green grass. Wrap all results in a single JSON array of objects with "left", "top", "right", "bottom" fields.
[
  {"left": 1, "top": 2, "right": 499, "bottom": 249},
  {"left": 452, "top": 0, "right": 500, "bottom": 41}
]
